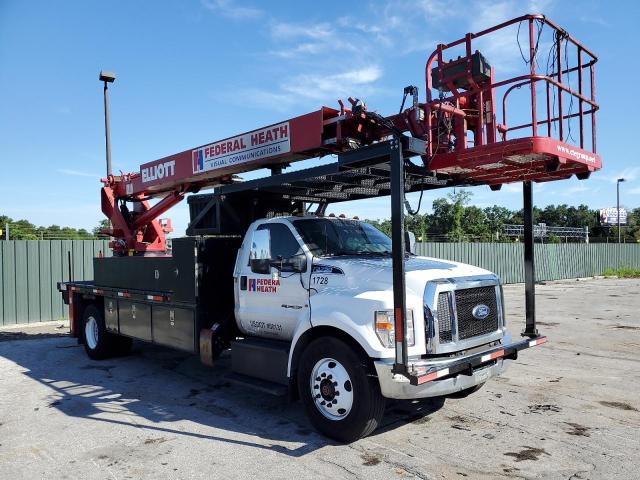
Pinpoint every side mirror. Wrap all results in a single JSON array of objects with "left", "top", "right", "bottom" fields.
[
  {"left": 288, "top": 254, "right": 307, "bottom": 273},
  {"left": 250, "top": 229, "right": 271, "bottom": 260},
  {"left": 250, "top": 259, "right": 271, "bottom": 274},
  {"left": 270, "top": 254, "right": 307, "bottom": 273},
  {"left": 405, "top": 231, "right": 416, "bottom": 254},
  {"left": 250, "top": 229, "right": 271, "bottom": 274}
]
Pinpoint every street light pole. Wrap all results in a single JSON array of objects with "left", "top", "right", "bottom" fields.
[
  {"left": 617, "top": 178, "right": 626, "bottom": 244},
  {"left": 99, "top": 71, "right": 116, "bottom": 177}
]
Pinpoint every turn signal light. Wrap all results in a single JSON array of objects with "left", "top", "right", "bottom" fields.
[{"left": 374, "top": 310, "right": 415, "bottom": 348}]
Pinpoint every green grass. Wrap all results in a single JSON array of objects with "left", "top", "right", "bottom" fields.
[{"left": 602, "top": 267, "right": 640, "bottom": 278}]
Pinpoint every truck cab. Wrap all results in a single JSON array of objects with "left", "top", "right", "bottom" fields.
[{"left": 231, "top": 215, "right": 508, "bottom": 438}]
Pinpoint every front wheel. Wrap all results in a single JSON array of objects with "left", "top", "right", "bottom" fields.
[{"left": 298, "top": 337, "right": 385, "bottom": 442}]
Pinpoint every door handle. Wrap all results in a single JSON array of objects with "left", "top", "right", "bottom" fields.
[{"left": 240, "top": 276, "right": 247, "bottom": 291}]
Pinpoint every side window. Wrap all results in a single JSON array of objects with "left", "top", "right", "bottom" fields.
[
  {"left": 264, "top": 223, "right": 303, "bottom": 260},
  {"left": 249, "top": 224, "right": 304, "bottom": 274}
]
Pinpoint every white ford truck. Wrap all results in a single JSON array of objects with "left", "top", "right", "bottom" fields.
[{"left": 61, "top": 214, "right": 543, "bottom": 442}]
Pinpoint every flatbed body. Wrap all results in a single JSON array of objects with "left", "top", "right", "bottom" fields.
[{"left": 60, "top": 236, "right": 240, "bottom": 353}]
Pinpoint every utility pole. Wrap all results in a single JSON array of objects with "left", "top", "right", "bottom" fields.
[
  {"left": 5, "top": 223, "right": 8, "bottom": 241},
  {"left": 617, "top": 178, "right": 625, "bottom": 244},
  {"left": 99, "top": 71, "right": 116, "bottom": 177}
]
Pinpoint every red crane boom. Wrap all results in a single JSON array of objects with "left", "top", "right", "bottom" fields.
[{"left": 100, "top": 14, "right": 600, "bottom": 255}]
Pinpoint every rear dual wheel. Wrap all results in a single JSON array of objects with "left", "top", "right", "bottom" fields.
[
  {"left": 82, "top": 305, "right": 132, "bottom": 360},
  {"left": 298, "top": 337, "right": 385, "bottom": 443}
]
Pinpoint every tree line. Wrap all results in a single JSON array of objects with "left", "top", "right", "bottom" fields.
[
  {"left": 366, "top": 191, "right": 640, "bottom": 243},
  {"left": 3, "top": 191, "right": 640, "bottom": 242},
  {"left": 0, "top": 215, "right": 106, "bottom": 240}
]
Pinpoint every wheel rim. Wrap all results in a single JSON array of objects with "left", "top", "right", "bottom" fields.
[
  {"left": 310, "top": 357, "right": 354, "bottom": 420},
  {"left": 85, "top": 316, "right": 99, "bottom": 350}
]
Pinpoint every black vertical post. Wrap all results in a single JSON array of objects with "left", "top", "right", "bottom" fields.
[
  {"left": 68, "top": 251, "right": 73, "bottom": 282},
  {"left": 390, "top": 138, "right": 409, "bottom": 374},
  {"left": 523, "top": 181, "right": 538, "bottom": 337}
]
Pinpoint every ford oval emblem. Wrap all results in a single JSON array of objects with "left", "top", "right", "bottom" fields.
[{"left": 472, "top": 304, "right": 490, "bottom": 320}]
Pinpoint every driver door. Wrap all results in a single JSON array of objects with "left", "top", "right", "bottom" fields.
[{"left": 236, "top": 222, "right": 309, "bottom": 340}]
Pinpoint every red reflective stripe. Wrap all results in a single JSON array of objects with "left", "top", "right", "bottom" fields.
[
  {"left": 480, "top": 349, "right": 504, "bottom": 363},
  {"left": 394, "top": 307, "right": 403, "bottom": 342},
  {"left": 417, "top": 372, "right": 437, "bottom": 384},
  {"left": 529, "top": 337, "right": 547, "bottom": 347},
  {"left": 147, "top": 295, "right": 163, "bottom": 302},
  {"left": 92, "top": 289, "right": 104, "bottom": 295},
  {"left": 68, "top": 293, "right": 77, "bottom": 336},
  {"left": 416, "top": 367, "right": 451, "bottom": 385},
  {"left": 118, "top": 292, "right": 130, "bottom": 298}
]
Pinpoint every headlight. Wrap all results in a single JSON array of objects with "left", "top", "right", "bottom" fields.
[{"left": 374, "top": 309, "right": 415, "bottom": 348}]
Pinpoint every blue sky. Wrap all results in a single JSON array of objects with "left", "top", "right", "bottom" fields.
[{"left": 1, "top": 0, "right": 638, "bottom": 235}]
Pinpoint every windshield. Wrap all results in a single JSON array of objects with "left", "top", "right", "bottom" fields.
[{"left": 292, "top": 218, "right": 392, "bottom": 257}]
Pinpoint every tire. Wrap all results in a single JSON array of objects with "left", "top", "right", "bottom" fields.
[
  {"left": 297, "top": 337, "right": 385, "bottom": 442},
  {"left": 82, "top": 305, "right": 120, "bottom": 360},
  {"left": 447, "top": 382, "right": 485, "bottom": 399}
]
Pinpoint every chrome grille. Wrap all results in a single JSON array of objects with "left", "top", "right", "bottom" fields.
[
  {"left": 437, "top": 292, "right": 453, "bottom": 343},
  {"left": 454, "top": 287, "right": 499, "bottom": 340},
  {"left": 433, "top": 285, "right": 500, "bottom": 345}
]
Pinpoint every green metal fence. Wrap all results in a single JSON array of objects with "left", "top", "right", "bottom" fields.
[
  {"left": 415, "top": 243, "right": 640, "bottom": 284},
  {"left": 1, "top": 240, "right": 639, "bottom": 325},
  {"left": 0, "top": 240, "right": 110, "bottom": 325}
]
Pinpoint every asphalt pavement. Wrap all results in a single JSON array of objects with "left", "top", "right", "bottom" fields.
[{"left": 0, "top": 278, "right": 638, "bottom": 479}]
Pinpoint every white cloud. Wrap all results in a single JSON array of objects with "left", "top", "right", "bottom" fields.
[
  {"left": 269, "top": 42, "right": 324, "bottom": 59},
  {"left": 237, "top": 89, "right": 298, "bottom": 112},
  {"left": 579, "top": 15, "right": 610, "bottom": 28},
  {"left": 465, "top": 1, "right": 557, "bottom": 73},
  {"left": 267, "top": 20, "right": 367, "bottom": 59},
  {"left": 614, "top": 168, "right": 640, "bottom": 183},
  {"left": 270, "top": 21, "right": 333, "bottom": 40},
  {"left": 200, "top": 0, "right": 262, "bottom": 20},
  {"left": 502, "top": 183, "right": 522, "bottom": 193},
  {"left": 220, "top": 65, "right": 384, "bottom": 112},
  {"left": 281, "top": 66, "right": 382, "bottom": 101},
  {"left": 562, "top": 184, "right": 594, "bottom": 195},
  {"left": 415, "top": 0, "right": 458, "bottom": 21},
  {"left": 595, "top": 167, "right": 640, "bottom": 184}
]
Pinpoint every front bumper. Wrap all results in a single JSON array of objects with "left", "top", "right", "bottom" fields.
[
  {"left": 374, "top": 334, "right": 547, "bottom": 400},
  {"left": 374, "top": 357, "right": 508, "bottom": 399}
]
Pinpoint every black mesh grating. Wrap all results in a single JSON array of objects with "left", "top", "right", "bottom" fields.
[
  {"left": 437, "top": 292, "right": 453, "bottom": 343},
  {"left": 454, "top": 287, "right": 499, "bottom": 340}
]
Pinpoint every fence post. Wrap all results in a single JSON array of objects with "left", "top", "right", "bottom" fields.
[{"left": 68, "top": 251, "right": 73, "bottom": 282}]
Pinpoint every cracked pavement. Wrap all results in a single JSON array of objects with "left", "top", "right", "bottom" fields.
[{"left": 0, "top": 278, "right": 639, "bottom": 479}]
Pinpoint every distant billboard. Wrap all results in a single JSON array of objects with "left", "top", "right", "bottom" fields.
[{"left": 600, "top": 207, "right": 627, "bottom": 225}]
